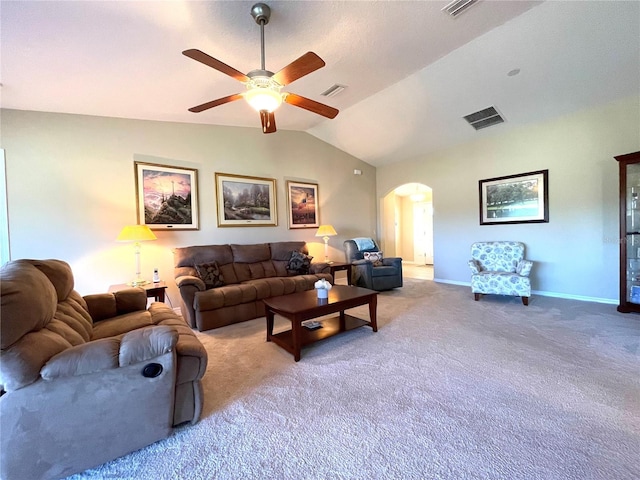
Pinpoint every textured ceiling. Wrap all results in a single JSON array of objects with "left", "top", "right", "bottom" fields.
[{"left": 1, "top": 1, "right": 639, "bottom": 167}]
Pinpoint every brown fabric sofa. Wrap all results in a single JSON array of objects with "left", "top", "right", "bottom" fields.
[
  {"left": 174, "top": 241, "right": 333, "bottom": 331},
  {"left": 0, "top": 259, "right": 208, "bottom": 480}
]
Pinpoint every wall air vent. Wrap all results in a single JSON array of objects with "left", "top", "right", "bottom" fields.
[
  {"left": 320, "top": 84, "right": 347, "bottom": 98},
  {"left": 442, "top": 0, "right": 479, "bottom": 17},
  {"left": 463, "top": 106, "right": 505, "bottom": 130}
]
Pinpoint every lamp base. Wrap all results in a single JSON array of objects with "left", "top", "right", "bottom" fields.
[{"left": 129, "top": 279, "right": 149, "bottom": 287}]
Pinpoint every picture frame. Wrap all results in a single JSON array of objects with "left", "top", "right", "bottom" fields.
[
  {"left": 479, "top": 169, "right": 549, "bottom": 225},
  {"left": 134, "top": 161, "right": 199, "bottom": 230},
  {"left": 287, "top": 181, "right": 320, "bottom": 229},
  {"left": 215, "top": 172, "right": 277, "bottom": 227}
]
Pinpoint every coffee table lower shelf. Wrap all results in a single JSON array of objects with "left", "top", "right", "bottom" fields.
[{"left": 269, "top": 314, "right": 370, "bottom": 355}]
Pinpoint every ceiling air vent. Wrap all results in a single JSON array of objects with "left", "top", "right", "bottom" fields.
[
  {"left": 463, "top": 106, "right": 505, "bottom": 130},
  {"left": 321, "top": 84, "right": 347, "bottom": 98},
  {"left": 442, "top": 0, "right": 479, "bottom": 17}
]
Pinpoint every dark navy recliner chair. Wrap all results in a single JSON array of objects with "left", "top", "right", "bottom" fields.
[{"left": 343, "top": 237, "right": 403, "bottom": 291}]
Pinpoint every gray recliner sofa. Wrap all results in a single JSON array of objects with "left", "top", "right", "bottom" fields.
[
  {"left": 0, "top": 259, "right": 208, "bottom": 480},
  {"left": 343, "top": 238, "right": 403, "bottom": 291}
]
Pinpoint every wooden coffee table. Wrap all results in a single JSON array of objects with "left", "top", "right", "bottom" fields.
[{"left": 263, "top": 285, "right": 378, "bottom": 361}]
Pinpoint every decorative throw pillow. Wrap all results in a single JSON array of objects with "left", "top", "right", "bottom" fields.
[
  {"left": 194, "top": 261, "right": 225, "bottom": 289},
  {"left": 287, "top": 250, "right": 313, "bottom": 274},
  {"left": 364, "top": 251, "right": 383, "bottom": 266}
]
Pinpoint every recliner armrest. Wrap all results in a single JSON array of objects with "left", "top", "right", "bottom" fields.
[
  {"left": 351, "top": 259, "right": 370, "bottom": 266},
  {"left": 382, "top": 257, "right": 402, "bottom": 268},
  {"left": 41, "top": 326, "right": 178, "bottom": 380}
]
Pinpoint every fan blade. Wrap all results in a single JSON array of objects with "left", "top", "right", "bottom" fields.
[
  {"left": 272, "top": 52, "right": 325, "bottom": 86},
  {"left": 188, "top": 93, "right": 244, "bottom": 113},
  {"left": 183, "top": 49, "right": 250, "bottom": 83},
  {"left": 284, "top": 93, "right": 339, "bottom": 119},
  {"left": 260, "top": 110, "right": 277, "bottom": 134}
]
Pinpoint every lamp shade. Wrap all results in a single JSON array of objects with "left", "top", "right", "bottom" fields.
[
  {"left": 315, "top": 225, "right": 337, "bottom": 237},
  {"left": 116, "top": 225, "right": 157, "bottom": 242}
]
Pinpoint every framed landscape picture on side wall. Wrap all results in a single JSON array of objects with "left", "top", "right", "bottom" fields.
[
  {"left": 287, "top": 181, "right": 319, "bottom": 229},
  {"left": 479, "top": 169, "right": 549, "bottom": 225},
  {"left": 135, "top": 162, "right": 199, "bottom": 230},
  {"left": 215, "top": 172, "right": 277, "bottom": 227}
]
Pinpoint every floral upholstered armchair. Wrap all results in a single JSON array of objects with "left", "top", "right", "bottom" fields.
[{"left": 468, "top": 241, "right": 533, "bottom": 305}]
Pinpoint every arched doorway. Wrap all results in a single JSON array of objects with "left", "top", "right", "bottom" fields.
[{"left": 380, "top": 183, "right": 433, "bottom": 280}]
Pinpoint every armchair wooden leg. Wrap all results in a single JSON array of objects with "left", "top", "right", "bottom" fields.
[
  {"left": 474, "top": 293, "right": 481, "bottom": 301},
  {"left": 522, "top": 296, "right": 529, "bottom": 306}
]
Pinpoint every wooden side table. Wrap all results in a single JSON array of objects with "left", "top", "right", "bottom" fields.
[
  {"left": 108, "top": 281, "right": 168, "bottom": 302},
  {"left": 328, "top": 262, "right": 352, "bottom": 286}
]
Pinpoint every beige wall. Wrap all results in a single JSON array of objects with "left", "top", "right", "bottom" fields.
[
  {"left": 1, "top": 110, "right": 376, "bottom": 305},
  {"left": 377, "top": 96, "right": 640, "bottom": 302}
]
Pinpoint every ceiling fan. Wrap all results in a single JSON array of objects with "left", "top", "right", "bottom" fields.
[{"left": 183, "top": 3, "right": 339, "bottom": 134}]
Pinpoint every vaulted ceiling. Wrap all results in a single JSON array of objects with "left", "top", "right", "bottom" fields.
[{"left": 1, "top": 1, "right": 638, "bottom": 167}]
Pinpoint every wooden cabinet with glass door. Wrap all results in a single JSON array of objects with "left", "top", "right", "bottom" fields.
[{"left": 615, "top": 151, "right": 640, "bottom": 313}]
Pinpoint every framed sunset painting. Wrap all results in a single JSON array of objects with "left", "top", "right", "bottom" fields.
[
  {"left": 287, "top": 181, "right": 319, "bottom": 229},
  {"left": 134, "top": 162, "right": 199, "bottom": 230}
]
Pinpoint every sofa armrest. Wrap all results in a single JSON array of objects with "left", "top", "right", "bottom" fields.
[
  {"left": 174, "top": 276, "right": 205, "bottom": 329},
  {"left": 84, "top": 288, "right": 148, "bottom": 322},
  {"left": 41, "top": 326, "right": 178, "bottom": 380},
  {"left": 516, "top": 259, "right": 533, "bottom": 276},
  {"left": 310, "top": 262, "right": 330, "bottom": 274},
  {"left": 176, "top": 275, "right": 206, "bottom": 291},
  {"left": 468, "top": 259, "right": 481, "bottom": 274}
]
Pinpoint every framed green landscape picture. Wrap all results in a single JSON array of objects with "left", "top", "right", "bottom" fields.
[
  {"left": 479, "top": 169, "right": 549, "bottom": 225},
  {"left": 215, "top": 172, "right": 277, "bottom": 227}
]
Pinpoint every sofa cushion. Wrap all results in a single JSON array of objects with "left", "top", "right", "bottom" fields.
[
  {"left": 91, "top": 311, "right": 153, "bottom": 340},
  {"left": 270, "top": 241, "right": 308, "bottom": 260},
  {"left": 173, "top": 244, "right": 234, "bottom": 282},
  {"left": 231, "top": 243, "right": 271, "bottom": 263},
  {"left": 194, "top": 262, "right": 225, "bottom": 289},
  {"left": 195, "top": 284, "right": 258, "bottom": 311},
  {"left": 287, "top": 251, "right": 313, "bottom": 274}
]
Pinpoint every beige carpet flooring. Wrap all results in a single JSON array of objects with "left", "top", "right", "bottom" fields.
[{"left": 71, "top": 279, "right": 640, "bottom": 480}]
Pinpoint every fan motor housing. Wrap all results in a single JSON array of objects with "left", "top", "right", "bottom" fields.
[{"left": 251, "top": 3, "right": 271, "bottom": 25}]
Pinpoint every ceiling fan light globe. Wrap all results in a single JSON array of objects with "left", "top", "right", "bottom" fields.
[{"left": 245, "top": 87, "right": 282, "bottom": 113}]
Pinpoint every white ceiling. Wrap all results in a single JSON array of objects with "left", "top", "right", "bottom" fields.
[{"left": 1, "top": 1, "right": 639, "bottom": 167}]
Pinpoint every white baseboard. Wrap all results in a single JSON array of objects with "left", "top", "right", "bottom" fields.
[
  {"left": 530, "top": 289, "right": 617, "bottom": 305},
  {"left": 434, "top": 278, "right": 617, "bottom": 305},
  {"left": 434, "top": 278, "right": 469, "bottom": 287}
]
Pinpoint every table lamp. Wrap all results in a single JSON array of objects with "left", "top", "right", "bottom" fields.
[
  {"left": 116, "top": 225, "right": 157, "bottom": 286},
  {"left": 315, "top": 224, "right": 337, "bottom": 263}
]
